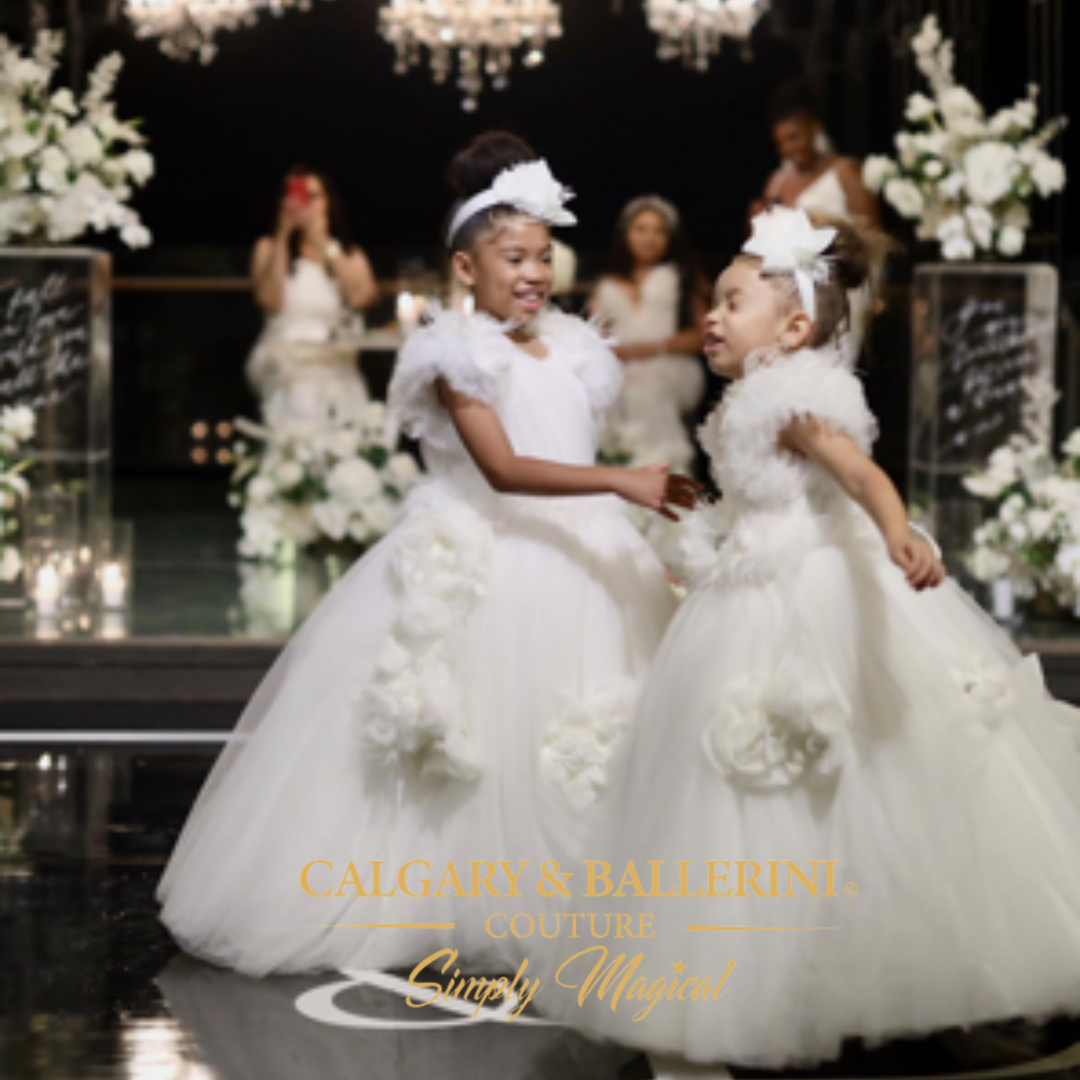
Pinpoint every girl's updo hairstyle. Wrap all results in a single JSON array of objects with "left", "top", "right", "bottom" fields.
[
  {"left": 751, "top": 213, "right": 898, "bottom": 347},
  {"left": 446, "top": 131, "right": 539, "bottom": 253}
]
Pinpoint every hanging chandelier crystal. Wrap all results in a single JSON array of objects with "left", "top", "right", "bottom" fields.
[
  {"left": 645, "top": 0, "right": 768, "bottom": 71},
  {"left": 378, "top": 0, "right": 563, "bottom": 112},
  {"left": 126, "top": 0, "right": 322, "bottom": 64}
]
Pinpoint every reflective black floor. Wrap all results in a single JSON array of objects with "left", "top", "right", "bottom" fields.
[{"left": 2, "top": 746, "right": 1080, "bottom": 1080}]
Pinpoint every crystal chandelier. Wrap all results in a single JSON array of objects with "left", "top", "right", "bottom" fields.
[
  {"left": 645, "top": 0, "right": 768, "bottom": 71},
  {"left": 126, "top": 0, "right": 322, "bottom": 64},
  {"left": 378, "top": 0, "right": 563, "bottom": 112}
]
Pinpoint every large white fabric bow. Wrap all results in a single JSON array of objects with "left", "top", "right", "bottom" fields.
[
  {"left": 741, "top": 206, "right": 836, "bottom": 319},
  {"left": 446, "top": 159, "right": 576, "bottom": 246}
]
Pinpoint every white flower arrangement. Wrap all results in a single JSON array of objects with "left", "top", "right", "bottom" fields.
[
  {"left": 963, "top": 430, "right": 1080, "bottom": 609},
  {"left": 862, "top": 15, "right": 1066, "bottom": 261},
  {"left": 0, "top": 404, "right": 34, "bottom": 583},
  {"left": 230, "top": 399, "right": 421, "bottom": 561},
  {"left": 0, "top": 31, "right": 153, "bottom": 248}
]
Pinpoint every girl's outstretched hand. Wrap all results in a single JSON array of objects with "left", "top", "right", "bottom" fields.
[
  {"left": 618, "top": 464, "right": 704, "bottom": 522},
  {"left": 889, "top": 532, "right": 946, "bottom": 592}
]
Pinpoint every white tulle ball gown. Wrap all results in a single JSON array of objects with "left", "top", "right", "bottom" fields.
[
  {"left": 157, "top": 306, "right": 676, "bottom": 977},
  {"left": 533, "top": 346, "right": 1080, "bottom": 1070}
]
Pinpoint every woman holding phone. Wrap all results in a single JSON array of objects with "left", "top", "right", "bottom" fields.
[{"left": 246, "top": 165, "right": 380, "bottom": 418}]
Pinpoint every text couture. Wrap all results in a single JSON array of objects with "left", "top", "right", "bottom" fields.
[{"left": 300, "top": 859, "right": 847, "bottom": 1023}]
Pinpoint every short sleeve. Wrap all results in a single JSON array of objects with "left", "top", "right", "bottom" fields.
[
  {"left": 387, "top": 309, "right": 510, "bottom": 453},
  {"left": 733, "top": 355, "right": 879, "bottom": 455}
]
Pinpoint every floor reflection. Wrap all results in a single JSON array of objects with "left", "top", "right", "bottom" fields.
[{"left": 2, "top": 748, "right": 1080, "bottom": 1079}]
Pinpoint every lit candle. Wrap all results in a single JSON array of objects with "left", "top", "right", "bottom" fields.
[
  {"left": 101, "top": 561, "right": 127, "bottom": 609},
  {"left": 35, "top": 564, "right": 60, "bottom": 617},
  {"left": 101, "top": 610, "right": 127, "bottom": 640},
  {"left": 396, "top": 291, "right": 419, "bottom": 334}
]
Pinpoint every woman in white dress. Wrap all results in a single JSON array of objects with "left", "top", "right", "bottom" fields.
[
  {"left": 753, "top": 80, "right": 882, "bottom": 360},
  {"left": 156, "top": 133, "right": 701, "bottom": 978},
  {"left": 592, "top": 196, "right": 708, "bottom": 472},
  {"left": 246, "top": 166, "right": 380, "bottom": 422}
]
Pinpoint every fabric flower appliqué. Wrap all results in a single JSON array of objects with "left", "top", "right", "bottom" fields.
[
  {"left": 540, "top": 681, "right": 638, "bottom": 811},
  {"left": 701, "top": 675, "right": 850, "bottom": 790},
  {"left": 950, "top": 655, "right": 1014, "bottom": 734},
  {"left": 356, "top": 496, "right": 494, "bottom": 781}
]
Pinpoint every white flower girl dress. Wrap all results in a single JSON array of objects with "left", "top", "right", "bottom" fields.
[
  {"left": 157, "top": 305, "right": 676, "bottom": 977},
  {"left": 541, "top": 345, "right": 1080, "bottom": 1069}
]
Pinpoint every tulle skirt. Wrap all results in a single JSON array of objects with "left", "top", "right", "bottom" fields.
[
  {"left": 529, "top": 531, "right": 1080, "bottom": 1069},
  {"left": 156, "top": 483, "right": 675, "bottom": 978}
]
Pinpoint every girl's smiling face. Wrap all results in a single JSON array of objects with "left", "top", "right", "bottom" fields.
[
  {"left": 703, "top": 258, "right": 805, "bottom": 378},
  {"left": 452, "top": 216, "right": 554, "bottom": 325}
]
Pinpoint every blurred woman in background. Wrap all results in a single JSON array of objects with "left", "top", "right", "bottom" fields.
[
  {"left": 246, "top": 165, "right": 380, "bottom": 420},
  {"left": 591, "top": 195, "right": 708, "bottom": 472}
]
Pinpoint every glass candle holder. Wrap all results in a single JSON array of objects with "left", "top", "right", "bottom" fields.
[
  {"left": 24, "top": 538, "right": 76, "bottom": 621},
  {"left": 96, "top": 519, "right": 133, "bottom": 612}
]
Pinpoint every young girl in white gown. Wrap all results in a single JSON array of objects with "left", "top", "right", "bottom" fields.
[
  {"left": 540, "top": 207, "right": 1080, "bottom": 1071},
  {"left": 156, "top": 133, "right": 700, "bottom": 978}
]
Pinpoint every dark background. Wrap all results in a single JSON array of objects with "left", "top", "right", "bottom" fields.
[
  {"left": 17, "top": 0, "right": 1073, "bottom": 273},
  {"left": 1, "top": 0, "right": 1075, "bottom": 483}
]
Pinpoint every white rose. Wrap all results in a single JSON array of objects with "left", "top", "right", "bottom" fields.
[
  {"left": 894, "top": 133, "right": 918, "bottom": 169},
  {"left": 968, "top": 546, "right": 1010, "bottom": 582},
  {"left": 997, "top": 225, "right": 1025, "bottom": 257},
  {"left": 964, "top": 205, "right": 994, "bottom": 250},
  {"left": 5, "top": 131, "right": 42, "bottom": 160},
  {"left": 120, "top": 220, "right": 151, "bottom": 249},
  {"left": 39, "top": 145, "right": 68, "bottom": 177},
  {"left": 49, "top": 89, "right": 78, "bottom": 116},
  {"left": 905, "top": 93, "right": 937, "bottom": 123},
  {"left": 0, "top": 545, "right": 21, "bottom": 583},
  {"left": 940, "top": 86, "right": 983, "bottom": 123},
  {"left": 1061, "top": 430, "right": 1080, "bottom": 458},
  {"left": 963, "top": 142, "right": 1018, "bottom": 206},
  {"left": 1008, "top": 521, "right": 1029, "bottom": 544},
  {"left": 923, "top": 159, "right": 945, "bottom": 179},
  {"left": 1, "top": 404, "right": 35, "bottom": 441},
  {"left": 274, "top": 460, "right": 304, "bottom": 489},
  {"left": 328, "top": 427, "right": 362, "bottom": 459},
  {"left": 312, "top": 500, "right": 350, "bottom": 541},
  {"left": 884, "top": 178, "right": 925, "bottom": 220},
  {"left": 387, "top": 452, "right": 420, "bottom": 484},
  {"left": 122, "top": 149, "right": 155, "bottom": 185},
  {"left": 247, "top": 475, "right": 276, "bottom": 503},
  {"left": 363, "top": 498, "right": 397, "bottom": 535},
  {"left": 936, "top": 214, "right": 974, "bottom": 261},
  {"left": 348, "top": 514, "right": 373, "bottom": 544},
  {"left": 1030, "top": 152, "right": 1066, "bottom": 197},
  {"left": 359, "top": 401, "right": 388, "bottom": 431},
  {"left": 326, "top": 457, "right": 382, "bottom": 509},
  {"left": 1028, "top": 509, "right": 1055, "bottom": 541},
  {"left": 862, "top": 155, "right": 895, "bottom": 193},
  {"left": 963, "top": 474, "right": 1005, "bottom": 499},
  {"left": 1000, "top": 493, "right": 1025, "bottom": 522},
  {"left": 938, "top": 172, "right": 966, "bottom": 200}
]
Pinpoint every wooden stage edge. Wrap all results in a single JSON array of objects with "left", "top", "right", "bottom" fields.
[{"left": 1, "top": 636, "right": 1080, "bottom": 737}]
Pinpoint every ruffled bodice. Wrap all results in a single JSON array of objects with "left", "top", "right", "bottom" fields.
[
  {"left": 683, "top": 347, "right": 880, "bottom": 587},
  {"left": 387, "top": 305, "right": 624, "bottom": 525}
]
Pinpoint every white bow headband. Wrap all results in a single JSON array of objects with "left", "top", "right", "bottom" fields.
[
  {"left": 741, "top": 206, "right": 836, "bottom": 319},
  {"left": 446, "top": 159, "right": 577, "bottom": 248}
]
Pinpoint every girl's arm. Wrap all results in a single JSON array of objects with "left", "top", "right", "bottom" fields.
[
  {"left": 329, "top": 247, "right": 380, "bottom": 311},
  {"left": 780, "top": 417, "right": 945, "bottom": 591},
  {"left": 437, "top": 378, "right": 702, "bottom": 520}
]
